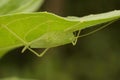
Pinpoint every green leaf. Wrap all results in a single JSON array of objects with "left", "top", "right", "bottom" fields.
[
  {"left": 0, "top": 10, "right": 120, "bottom": 57},
  {"left": 0, "top": 0, "right": 44, "bottom": 15}
]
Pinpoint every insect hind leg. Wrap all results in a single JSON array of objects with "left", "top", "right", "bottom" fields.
[{"left": 22, "top": 45, "right": 49, "bottom": 57}]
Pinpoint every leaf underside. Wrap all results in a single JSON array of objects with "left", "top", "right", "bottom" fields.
[{"left": 0, "top": 10, "right": 120, "bottom": 57}]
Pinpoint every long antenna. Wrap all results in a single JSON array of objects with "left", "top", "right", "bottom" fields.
[{"left": 78, "top": 20, "right": 117, "bottom": 38}]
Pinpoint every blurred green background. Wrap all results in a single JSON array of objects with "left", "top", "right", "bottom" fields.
[{"left": 0, "top": 0, "right": 120, "bottom": 80}]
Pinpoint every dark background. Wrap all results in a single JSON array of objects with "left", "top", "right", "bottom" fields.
[{"left": 0, "top": 0, "right": 120, "bottom": 80}]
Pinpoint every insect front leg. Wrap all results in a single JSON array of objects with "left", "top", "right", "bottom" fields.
[{"left": 72, "top": 30, "right": 81, "bottom": 45}]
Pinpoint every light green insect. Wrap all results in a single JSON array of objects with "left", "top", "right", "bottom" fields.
[{"left": 0, "top": 10, "right": 120, "bottom": 57}]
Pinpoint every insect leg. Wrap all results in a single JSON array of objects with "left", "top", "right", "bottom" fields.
[
  {"left": 72, "top": 30, "right": 81, "bottom": 45},
  {"left": 27, "top": 47, "right": 49, "bottom": 57},
  {"left": 21, "top": 43, "right": 31, "bottom": 53},
  {"left": 21, "top": 45, "right": 28, "bottom": 53}
]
